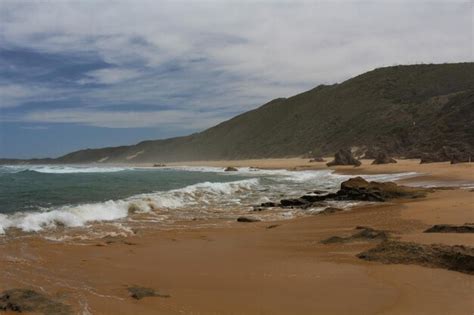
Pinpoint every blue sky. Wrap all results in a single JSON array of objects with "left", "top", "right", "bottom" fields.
[{"left": 0, "top": 1, "right": 472, "bottom": 158}]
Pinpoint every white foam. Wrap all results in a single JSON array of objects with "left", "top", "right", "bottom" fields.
[
  {"left": 171, "top": 166, "right": 419, "bottom": 183},
  {"left": 0, "top": 178, "right": 260, "bottom": 234},
  {"left": 1, "top": 165, "right": 133, "bottom": 174}
]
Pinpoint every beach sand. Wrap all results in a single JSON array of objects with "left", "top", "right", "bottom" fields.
[{"left": 0, "top": 159, "right": 473, "bottom": 314}]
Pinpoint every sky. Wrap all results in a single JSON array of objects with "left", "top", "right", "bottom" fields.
[{"left": 0, "top": 0, "right": 472, "bottom": 158}]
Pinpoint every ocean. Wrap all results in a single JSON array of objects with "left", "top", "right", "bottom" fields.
[{"left": 0, "top": 165, "right": 417, "bottom": 237}]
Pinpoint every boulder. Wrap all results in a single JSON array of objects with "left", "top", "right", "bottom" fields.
[
  {"left": 237, "top": 216, "right": 261, "bottom": 223},
  {"left": 127, "top": 286, "right": 170, "bottom": 300},
  {"left": 327, "top": 149, "right": 361, "bottom": 167},
  {"left": 371, "top": 152, "right": 397, "bottom": 165},
  {"left": 335, "top": 177, "right": 426, "bottom": 201},
  {"left": 224, "top": 167, "right": 238, "bottom": 172}
]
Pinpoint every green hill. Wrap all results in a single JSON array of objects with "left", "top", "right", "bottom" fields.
[{"left": 7, "top": 62, "right": 474, "bottom": 163}]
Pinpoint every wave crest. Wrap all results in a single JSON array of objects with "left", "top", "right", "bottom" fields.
[
  {"left": 0, "top": 165, "right": 133, "bottom": 174},
  {"left": 0, "top": 178, "right": 259, "bottom": 234}
]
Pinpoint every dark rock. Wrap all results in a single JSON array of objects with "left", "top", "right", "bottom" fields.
[
  {"left": 335, "top": 177, "right": 427, "bottom": 201},
  {"left": 424, "top": 224, "right": 474, "bottom": 233},
  {"left": 371, "top": 152, "right": 397, "bottom": 165},
  {"left": 271, "top": 177, "right": 427, "bottom": 211},
  {"left": 321, "top": 226, "right": 389, "bottom": 244},
  {"left": 280, "top": 198, "right": 310, "bottom": 207},
  {"left": 153, "top": 163, "right": 166, "bottom": 167},
  {"left": 224, "top": 167, "right": 238, "bottom": 172},
  {"left": 0, "top": 289, "right": 72, "bottom": 314},
  {"left": 327, "top": 149, "right": 361, "bottom": 167},
  {"left": 300, "top": 193, "right": 337, "bottom": 203},
  {"left": 237, "top": 216, "right": 261, "bottom": 223},
  {"left": 357, "top": 241, "right": 474, "bottom": 274},
  {"left": 420, "top": 146, "right": 471, "bottom": 164},
  {"left": 128, "top": 286, "right": 170, "bottom": 300}
]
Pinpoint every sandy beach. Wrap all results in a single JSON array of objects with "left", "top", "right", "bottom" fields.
[{"left": 0, "top": 159, "right": 473, "bottom": 314}]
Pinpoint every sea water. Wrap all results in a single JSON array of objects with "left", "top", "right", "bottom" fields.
[{"left": 0, "top": 164, "right": 418, "bottom": 235}]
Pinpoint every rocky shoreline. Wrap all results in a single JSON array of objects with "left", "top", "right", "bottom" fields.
[{"left": 255, "top": 176, "right": 428, "bottom": 211}]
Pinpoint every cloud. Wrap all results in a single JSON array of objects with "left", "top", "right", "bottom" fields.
[
  {"left": 0, "top": 84, "right": 69, "bottom": 108},
  {"left": 79, "top": 68, "right": 143, "bottom": 85},
  {"left": 0, "top": 0, "right": 472, "bottom": 131},
  {"left": 6, "top": 108, "right": 227, "bottom": 129}
]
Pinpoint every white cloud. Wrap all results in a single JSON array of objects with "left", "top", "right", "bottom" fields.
[
  {"left": 79, "top": 68, "right": 143, "bottom": 85},
  {"left": 2, "top": 1, "right": 471, "bottom": 85},
  {"left": 13, "top": 109, "right": 226, "bottom": 129},
  {"left": 0, "top": 84, "right": 67, "bottom": 108}
]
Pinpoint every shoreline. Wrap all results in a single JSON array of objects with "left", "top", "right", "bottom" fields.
[
  {"left": 0, "top": 159, "right": 473, "bottom": 314},
  {"left": 127, "top": 157, "right": 473, "bottom": 183}
]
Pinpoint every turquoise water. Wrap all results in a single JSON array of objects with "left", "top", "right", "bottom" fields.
[
  {"left": 0, "top": 165, "right": 245, "bottom": 214},
  {"left": 0, "top": 164, "right": 418, "bottom": 235}
]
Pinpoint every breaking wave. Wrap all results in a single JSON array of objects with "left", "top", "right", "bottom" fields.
[
  {"left": 0, "top": 178, "right": 259, "bottom": 234},
  {"left": 0, "top": 165, "right": 133, "bottom": 174}
]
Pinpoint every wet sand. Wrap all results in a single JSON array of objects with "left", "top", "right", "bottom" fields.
[{"left": 0, "top": 160, "right": 473, "bottom": 314}]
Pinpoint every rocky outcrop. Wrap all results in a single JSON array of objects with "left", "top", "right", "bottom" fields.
[
  {"left": 321, "top": 226, "right": 389, "bottom": 244},
  {"left": 334, "top": 177, "right": 427, "bottom": 201},
  {"left": 357, "top": 241, "right": 474, "bottom": 274},
  {"left": 264, "top": 177, "right": 427, "bottom": 210},
  {"left": 127, "top": 286, "right": 170, "bottom": 300},
  {"left": 224, "top": 167, "right": 238, "bottom": 172},
  {"left": 424, "top": 224, "right": 474, "bottom": 233},
  {"left": 371, "top": 152, "right": 397, "bottom": 165},
  {"left": 0, "top": 289, "right": 72, "bottom": 314},
  {"left": 327, "top": 149, "right": 361, "bottom": 167}
]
